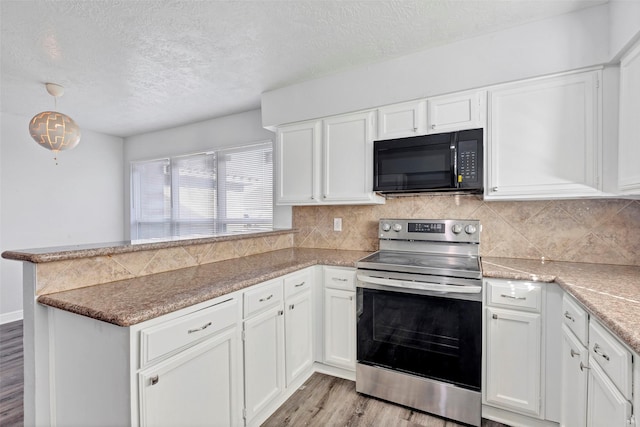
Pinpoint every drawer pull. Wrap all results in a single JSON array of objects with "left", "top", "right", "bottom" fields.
[
  {"left": 593, "top": 344, "right": 610, "bottom": 361},
  {"left": 259, "top": 294, "right": 274, "bottom": 302},
  {"left": 580, "top": 362, "right": 590, "bottom": 371},
  {"left": 150, "top": 375, "right": 159, "bottom": 386},
  {"left": 570, "top": 349, "right": 580, "bottom": 358},
  {"left": 564, "top": 311, "right": 575, "bottom": 322},
  {"left": 289, "top": 304, "right": 295, "bottom": 310},
  {"left": 492, "top": 314, "right": 498, "bottom": 319},
  {"left": 294, "top": 282, "right": 306, "bottom": 288},
  {"left": 188, "top": 322, "right": 212, "bottom": 334},
  {"left": 278, "top": 310, "right": 284, "bottom": 316},
  {"left": 500, "top": 294, "right": 526, "bottom": 300},
  {"left": 332, "top": 277, "right": 348, "bottom": 282}
]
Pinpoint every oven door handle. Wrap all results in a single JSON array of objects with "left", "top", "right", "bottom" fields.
[{"left": 357, "top": 274, "right": 482, "bottom": 294}]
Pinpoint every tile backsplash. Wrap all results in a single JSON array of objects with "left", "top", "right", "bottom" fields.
[{"left": 293, "top": 196, "right": 640, "bottom": 266}]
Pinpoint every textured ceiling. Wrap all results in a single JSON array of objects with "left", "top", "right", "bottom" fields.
[{"left": 1, "top": 0, "right": 604, "bottom": 138}]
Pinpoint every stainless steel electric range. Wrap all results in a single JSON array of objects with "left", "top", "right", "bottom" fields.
[{"left": 356, "top": 218, "right": 482, "bottom": 427}]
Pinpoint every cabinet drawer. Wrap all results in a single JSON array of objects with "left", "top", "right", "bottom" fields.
[
  {"left": 486, "top": 279, "right": 542, "bottom": 312},
  {"left": 589, "top": 320, "right": 633, "bottom": 399},
  {"left": 284, "top": 268, "right": 312, "bottom": 298},
  {"left": 244, "top": 279, "right": 283, "bottom": 319},
  {"left": 140, "top": 297, "right": 237, "bottom": 367},
  {"left": 562, "top": 294, "right": 589, "bottom": 346},
  {"left": 324, "top": 266, "right": 356, "bottom": 291}
]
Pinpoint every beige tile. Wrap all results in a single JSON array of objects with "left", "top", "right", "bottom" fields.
[
  {"left": 557, "top": 199, "right": 633, "bottom": 229},
  {"left": 110, "top": 250, "right": 158, "bottom": 275},
  {"left": 562, "top": 233, "right": 630, "bottom": 265},
  {"left": 200, "top": 240, "right": 237, "bottom": 264},
  {"left": 38, "top": 256, "right": 135, "bottom": 295},
  {"left": 471, "top": 205, "right": 518, "bottom": 255},
  {"left": 140, "top": 247, "right": 197, "bottom": 275},
  {"left": 520, "top": 204, "right": 590, "bottom": 260},
  {"left": 183, "top": 243, "right": 214, "bottom": 265},
  {"left": 486, "top": 200, "right": 550, "bottom": 225},
  {"left": 593, "top": 202, "right": 640, "bottom": 265},
  {"left": 36, "top": 260, "right": 72, "bottom": 293}
]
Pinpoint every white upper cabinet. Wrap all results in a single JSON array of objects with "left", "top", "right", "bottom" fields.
[
  {"left": 322, "top": 111, "right": 384, "bottom": 204},
  {"left": 275, "top": 121, "right": 321, "bottom": 204},
  {"left": 275, "top": 112, "right": 383, "bottom": 205},
  {"left": 618, "top": 40, "right": 640, "bottom": 194},
  {"left": 486, "top": 70, "right": 602, "bottom": 200},
  {"left": 427, "top": 90, "right": 485, "bottom": 134},
  {"left": 377, "top": 100, "right": 427, "bottom": 139}
]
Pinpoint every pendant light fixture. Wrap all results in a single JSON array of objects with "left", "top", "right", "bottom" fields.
[{"left": 28, "top": 83, "right": 81, "bottom": 162}]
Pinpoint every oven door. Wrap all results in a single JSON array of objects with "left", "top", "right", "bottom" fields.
[{"left": 356, "top": 280, "right": 481, "bottom": 391}]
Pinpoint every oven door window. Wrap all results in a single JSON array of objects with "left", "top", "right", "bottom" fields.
[
  {"left": 357, "top": 288, "right": 481, "bottom": 391},
  {"left": 374, "top": 138, "right": 453, "bottom": 191}
]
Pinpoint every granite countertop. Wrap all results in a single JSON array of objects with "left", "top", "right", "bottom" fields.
[
  {"left": 1, "top": 229, "right": 294, "bottom": 263},
  {"left": 37, "top": 249, "right": 640, "bottom": 354},
  {"left": 483, "top": 257, "right": 640, "bottom": 354},
  {"left": 37, "top": 248, "right": 370, "bottom": 326}
]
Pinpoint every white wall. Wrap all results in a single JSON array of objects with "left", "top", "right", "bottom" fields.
[
  {"left": 123, "top": 109, "right": 289, "bottom": 235},
  {"left": 262, "top": 4, "right": 610, "bottom": 127},
  {"left": 0, "top": 113, "right": 124, "bottom": 323},
  {"left": 609, "top": 0, "right": 640, "bottom": 60}
]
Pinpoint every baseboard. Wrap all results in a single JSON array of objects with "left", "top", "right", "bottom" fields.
[
  {"left": 482, "top": 404, "right": 559, "bottom": 427},
  {"left": 0, "top": 309, "right": 23, "bottom": 324}
]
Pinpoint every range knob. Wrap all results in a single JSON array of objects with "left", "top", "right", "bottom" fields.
[
  {"left": 381, "top": 223, "right": 391, "bottom": 232},
  {"left": 451, "top": 224, "right": 463, "bottom": 234},
  {"left": 392, "top": 223, "right": 402, "bottom": 232},
  {"left": 465, "top": 224, "right": 477, "bottom": 234}
]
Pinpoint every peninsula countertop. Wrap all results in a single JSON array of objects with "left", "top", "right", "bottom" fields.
[{"left": 36, "top": 250, "right": 640, "bottom": 354}]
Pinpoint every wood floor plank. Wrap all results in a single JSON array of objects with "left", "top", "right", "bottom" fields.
[
  {"left": 263, "top": 373, "right": 510, "bottom": 427},
  {"left": 0, "top": 320, "right": 24, "bottom": 427}
]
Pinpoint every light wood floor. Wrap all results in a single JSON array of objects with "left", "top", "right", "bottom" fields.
[
  {"left": 0, "top": 320, "right": 23, "bottom": 427},
  {"left": 263, "top": 372, "right": 507, "bottom": 427}
]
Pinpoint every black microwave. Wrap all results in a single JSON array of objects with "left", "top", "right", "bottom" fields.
[{"left": 373, "top": 128, "right": 483, "bottom": 194}]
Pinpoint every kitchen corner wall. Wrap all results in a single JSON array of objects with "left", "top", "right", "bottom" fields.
[{"left": 293, "top": 196, "right": 640, "bottom": 266}]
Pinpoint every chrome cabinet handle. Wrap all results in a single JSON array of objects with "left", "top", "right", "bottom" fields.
[
  {"left": 278, "top": 310, "right": 284, "bottom": 316},
  {"left": 564, "top": 311, "right": 575, "bottom": 322},
  {"left": 294, "top": 282, "right": 305, "bottom": 288},
  {"left": 492, "top": 187, "right": 498, "bottom": 192},
  {"left": 188, "top": 322, "right": 212, "bottom": 334},
  {"left": 492, "top": 314, "right": 498, "bottom": 319},
  {"left": 431, "top": 124, "right": 436, "bottom": 129},
  {"left": 593, "top": 344, "right": 610, "bottom": 361},
  {"left": 150, "top": 375, "right": 159, "bottom": 385},
  {"left": 332, "top": 277, "right": 348, "bottom": 282},
  {"left": 289, "top": 304, "right": 295, "bottom": 310},
  {"left": 259, "top": 294, "right": 274, "bottom": 302},
  {"left": 570, "top": 349, "right": 580, "bottom": 358},
  {"left": 500, "top": 294, "right": 526, "bottom": 300},
  {"left": 580, "top": 362, "right": 590, "bottom": 371}
]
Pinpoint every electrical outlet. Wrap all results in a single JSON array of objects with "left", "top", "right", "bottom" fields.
[{"left": 333, "top": 217, "right": 342, "bottom": 232}]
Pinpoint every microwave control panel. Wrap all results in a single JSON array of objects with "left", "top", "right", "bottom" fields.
[{"left": 458, "top": 139, "right": 479, "bottom": 183}]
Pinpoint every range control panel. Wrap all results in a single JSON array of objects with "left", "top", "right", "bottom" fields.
[{"left": 379, "top": 219, "right": 481, "bottom": 243}]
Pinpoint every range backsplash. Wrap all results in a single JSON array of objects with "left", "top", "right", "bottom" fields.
[{"left": 293, "top": 196, "right": 640, "bottom": 266}]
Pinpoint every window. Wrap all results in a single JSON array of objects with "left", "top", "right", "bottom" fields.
[{"left": 131, "top": 142, "right": 273, "bottom": 240}]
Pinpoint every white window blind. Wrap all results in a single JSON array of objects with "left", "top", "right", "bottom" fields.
[{"left": 131, "top": 142, "right": 273, "bottom": 240}]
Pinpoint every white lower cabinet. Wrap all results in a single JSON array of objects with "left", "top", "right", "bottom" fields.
[
  {"left": 139, "top": 327, "right": 240, "bottom": 427},
  {"left": 243, "top": 304, "right": 286, "bottom": 423},
  {"left": 560, "top": 293, "right": 636, "bottom": 427},
  {"left": 560, "top": 324, "right": 588, "bottom": 427},
  {"left": 587, "top": 357, "right": 633, "bottom": 427},
  {"left": 284, "top": 269, "right": 314, "bottom": 386},
  {"left": 323, "top": 266, "right": 357, "bottom": 371},
  {"left": 485, "top": 306, "right": 542, "bottom": 415}
]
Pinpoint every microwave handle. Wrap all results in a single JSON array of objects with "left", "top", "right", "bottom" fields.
[{"left": 450, "top": 144, "right": 458, "bottom": 188}]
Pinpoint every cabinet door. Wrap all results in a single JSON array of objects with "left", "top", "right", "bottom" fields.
[
  {"left": 138, "top": 327, "right": 241, "bottom": 427},
  {"left": 243, "top": 306, "right": 285, "bottom": 423},
  {"left": 587, "top": 356, "right": 632, "bottom": 427},
  {"left": 276, "top": 121, "right": 320, "bottom": 204},
  {"left": 285, "top": 290, "right": 313, "bottom": 386},
  {"left": 427, "top": 90, "right": 484, "bottom": 133},
  {"left": 487, "top": 70, "right": 601, "bottom": 199},
  {"left": 618, "top": 40, "right": 640, "bottom": 194},
  {"left": 323, "top": 288, "right": 356, "bottom": 370},
  {"left": 322, "top": 111, "right": 377, "bottom": 203},
  {"left": 560, "top": 325, "right": 588, "bottom": 427},
  {"left": 485, "top": 307, "right": 542, "bottom": 416},
  {"left": 377, "top": 100, "right": 427, "bottom": 139}
]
